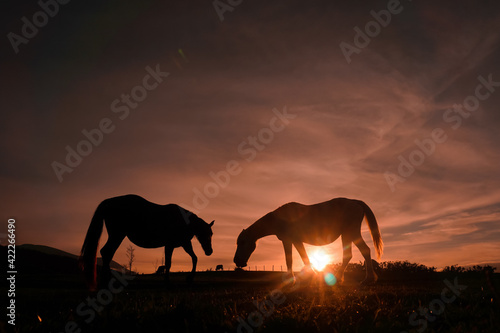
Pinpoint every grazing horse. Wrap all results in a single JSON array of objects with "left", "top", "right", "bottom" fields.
[
  {"left": 234, "top": 198, "right": 383, "bottom": 284},
  {"left": 79, "top": 194, "right": 214, "bottom": 290}
]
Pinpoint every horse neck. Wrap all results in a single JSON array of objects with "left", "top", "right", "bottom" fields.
[
  {"left": 188, "top": 216, "right": 202, "bottom": 235},
  {"left": 246, "top": 213, "right": 279, "bottom": 241}
]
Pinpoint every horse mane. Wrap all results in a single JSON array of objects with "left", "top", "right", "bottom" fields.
[{"left": 186, "top": 211, "right": 204, "bottom": 228}]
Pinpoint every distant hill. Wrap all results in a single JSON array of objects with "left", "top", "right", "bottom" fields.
[
  {"left": 19, "top": 244, "right": 80, "bottom": 259},
  {"left": 1, "top": 244, "right": 123, "bottom": 275}
]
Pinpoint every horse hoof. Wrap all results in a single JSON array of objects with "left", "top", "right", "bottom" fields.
[{"left": 282, "top": 274, "right": 296, "bottom": 287}]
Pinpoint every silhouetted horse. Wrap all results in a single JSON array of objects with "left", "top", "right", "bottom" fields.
[
  {"left": 79, "top": 194, "right": 214, "bottom": 290},
  {"left": 234, "top": 198, "right": 383, "bottom": 284}
]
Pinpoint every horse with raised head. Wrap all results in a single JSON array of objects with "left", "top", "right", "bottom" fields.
[
  {"left": 234, "top": 198, "right": 382, "bottom": 284},
  {"left": 79, "top": 194, "right": 214, "bottom": 290}
]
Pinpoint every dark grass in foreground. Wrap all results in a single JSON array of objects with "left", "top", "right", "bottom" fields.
[{"left": 12, "top": 269, "right": 500, "bottom": 333}]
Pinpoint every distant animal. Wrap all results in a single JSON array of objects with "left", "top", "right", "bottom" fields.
[
  {"left": 234, "top": 198, "right": 383, "bottom": 284},
  {"left": 156, "top": 265, "right": 166, "bottom": 275},
  {"left": 216, "top": 264, "right": 223, "bottom": 271},
  {"left": 79, "top": 194, "right": 214, "bottom": 290}
]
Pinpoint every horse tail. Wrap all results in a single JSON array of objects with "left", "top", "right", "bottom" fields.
[
  {"left": 79, "top": 201, "right": 106, "bottom": 290},
  {"left": 357, "top": 200, "right": 383, "bottom": 260}
]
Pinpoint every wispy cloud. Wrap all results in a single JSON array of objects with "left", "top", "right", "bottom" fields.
[{"left": 2, "top": 0, "right": 500, "bottom": 272}]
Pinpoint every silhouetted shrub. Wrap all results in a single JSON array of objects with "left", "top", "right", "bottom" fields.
[
  {"left": 381, "top": 260, "right": 436, "bottom": 274},
  {"left": 443, "top": 264, "right": 496, "bottom": 274}
]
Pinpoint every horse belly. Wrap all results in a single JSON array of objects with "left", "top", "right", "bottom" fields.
[
  {"left": 127, "top": 234, "right": 166, "bottom": 248},
  {"left": 296, "top": 211, "right": 344, "bottom": 245},
  {"left": 302, "top": 230, "right": 341, "bottom": 245},
  {"left": 127, "top": 221, "right": 186, "bottom": 249}
]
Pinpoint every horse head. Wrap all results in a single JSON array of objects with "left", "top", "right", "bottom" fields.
[
  {"left": 194, "top": 219, "right": 214, "bottom": 256},
  {"left": 233, "top": 229, "right": 257, "bottom": 268}
]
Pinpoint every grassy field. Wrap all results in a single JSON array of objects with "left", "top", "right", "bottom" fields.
[{"left": 10, "top": 269, "right": 500, "bottom": 333}]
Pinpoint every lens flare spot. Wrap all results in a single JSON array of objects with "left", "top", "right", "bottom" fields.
[
  {"left": 324, "top": 272, "right": 337, "bottom": 286},
  {"left": 178, "top": 48, "right": 188, "bottom": 62}
]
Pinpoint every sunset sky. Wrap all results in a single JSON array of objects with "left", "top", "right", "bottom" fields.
[{"left": 2, "top": 0, "right": 500, "bottom": 273}]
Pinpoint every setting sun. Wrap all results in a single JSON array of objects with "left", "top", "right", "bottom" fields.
[{"left": 309, "top": 248, "right": 332, "bottom": 271}]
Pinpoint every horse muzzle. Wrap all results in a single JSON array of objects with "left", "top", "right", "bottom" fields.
[
  {"left": 205, "top": 249, "right": 213, "bottom": 256},
  {"left": 233, "top": 257, "right": 247, "bottom": 268}
]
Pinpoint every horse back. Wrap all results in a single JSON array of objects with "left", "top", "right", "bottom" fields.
[
  {"left": 271, "top": 198, "right": 364, "bottom": 244},
  {"left": 101, "top": 195, "right": 193, "bottom": 248}
]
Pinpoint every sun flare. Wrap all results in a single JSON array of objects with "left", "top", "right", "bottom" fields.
[{"left": 309, "top": 248, "right": 331, "bottom": 271}]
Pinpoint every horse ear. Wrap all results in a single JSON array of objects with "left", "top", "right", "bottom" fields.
[{"left": 209, "top": 220, "right": 215, "bottom": 227}]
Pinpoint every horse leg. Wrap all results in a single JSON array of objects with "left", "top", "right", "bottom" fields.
[
  {"left": 182, "top": 241, "right": 197, "bottom": 284},
  {"left": 99, "top": 234, "right": 125, "bottom": 288},
  {"left": 164, "top": 246, "right": 174, "bottom": 285},
  {"left": 292, "top": 241, "right": 311, "bottom": 268},
  {"left": 282, "top": 240, "right": 293, "bottom": 273},
  {"left": 337, "top": 235, "right": 353, "bottom": 285},
  {"left": 281, "top": 240, "right": 296, "bottom": 285},
  {"left": 353, "top": 236, "right": 377, "bottom": 284}
]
